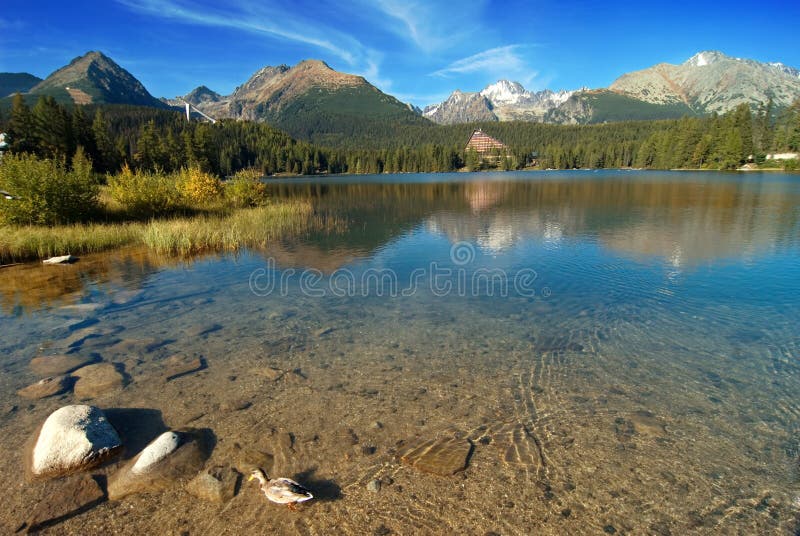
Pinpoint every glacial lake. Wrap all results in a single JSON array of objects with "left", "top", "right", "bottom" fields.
[{"left": 1, "top": 170, "right": 799, "bottom": 534}]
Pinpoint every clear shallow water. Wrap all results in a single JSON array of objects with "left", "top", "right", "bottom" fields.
[{"left": 1, "top": 171, "right": 799, "bottom": 534}]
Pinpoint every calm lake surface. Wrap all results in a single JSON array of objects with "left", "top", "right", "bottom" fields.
[{"left": 1, "top": 170, "right": 799, "bottom": 534}]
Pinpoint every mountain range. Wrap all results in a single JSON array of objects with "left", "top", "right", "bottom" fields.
[
  {"left": 2, "top": 50, "right": 799, "bottom": 132},
  {"left": 423, "top": 51, "right": 800, "bottom": 125}
]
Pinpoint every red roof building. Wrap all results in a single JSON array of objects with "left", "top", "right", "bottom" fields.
[{"left": 465, "top": 129, "right": 507, "bottom": 155}]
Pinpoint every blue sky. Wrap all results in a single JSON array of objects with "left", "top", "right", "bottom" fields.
[{"left": 2, "top": 0, "right": 800, "bottom": 107}]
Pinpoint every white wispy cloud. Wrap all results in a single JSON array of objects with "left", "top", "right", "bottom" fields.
[
  {"left": 352, "top": 50, "right": 393, "bottom": 89},
  {"left": 115, "top": 0, "right": 362, "bottom": 66},
  {"left": 368, "top": 0, "right": 486, "bottom": 53},
  {"left": 431, "top": 45, "right": 539, "bottom": 85}
]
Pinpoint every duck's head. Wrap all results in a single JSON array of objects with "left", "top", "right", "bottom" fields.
[{"left": 248, "top": 468, "right": 269, "bottom": 485}]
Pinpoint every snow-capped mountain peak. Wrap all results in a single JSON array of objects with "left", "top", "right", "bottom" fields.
[
  {"left": 684, "top": 50, "right": 728, "bottom": 67},
  {"left": 480, "top": 80, "right": 528, "bottom": 105},
  {"left": 423, "top": 80, "right": 578, "bottom": 124},
  {"left": 769, "top": 62, "right": 800, "bottom": 78}
]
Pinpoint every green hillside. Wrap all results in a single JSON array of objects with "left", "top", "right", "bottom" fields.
[
  {"left": 260, "top": 85, "right": 430, "bottom": 143},
  {"left": 584, "top": 91, "right": 697, "bottom": 122}
]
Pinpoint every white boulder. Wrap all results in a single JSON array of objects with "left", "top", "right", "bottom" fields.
[
  {"left": 26, "top": 405, "right": 122, "bottom": 480},
  {"left": 108, "top": 428, "right": 209, "bottom": 500}
]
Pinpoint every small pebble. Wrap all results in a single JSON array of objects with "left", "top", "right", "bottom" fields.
[{"left": 367, "top": 479, "right": 381, "bottom": 493}]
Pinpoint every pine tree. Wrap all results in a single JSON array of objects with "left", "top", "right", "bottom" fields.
[
  {"left": 7, "top": 93, "right": 36, "bottom": 154},
  {"left": 32, "top": 96, "right": 73, "bottom": 159},
  {"left": 71, "top": 107, "right": 96, "bottom": 165},
  {"left": 464, "top": 148, "right": 480, "bottom": 171},
  {"left": 92, "top": 109, "right": 119, "bottom": 173}
]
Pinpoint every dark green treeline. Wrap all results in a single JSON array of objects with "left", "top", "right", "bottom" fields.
[{"left": 1, "top": 93, "right": 798, "bottom": 175}]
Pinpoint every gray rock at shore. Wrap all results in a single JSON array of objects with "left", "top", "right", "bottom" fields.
[
  {"left": 30, "top": 354, "right": 97, "bottom": 377},
  {"left": 73, "top": 363, "right": 127, "bottom": 399},
  {"left": 25, "top": 405, "right": 122, "bottom": 481},
  {"left": 107, "top": 428, "right": 210, "bottom": 500},
  {"left": 186, "top": 465, "right": 240, "bottom": 503},
  {"left": 43, "top": 255, "right": 77, "bottom": 265},
  {"left": 17, "top": 375, "right": 73, "bottom": 400}
]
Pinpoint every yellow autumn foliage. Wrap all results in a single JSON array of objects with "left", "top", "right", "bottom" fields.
[{"left": 178, "top": 167, "right": 223, "bottom": 204}]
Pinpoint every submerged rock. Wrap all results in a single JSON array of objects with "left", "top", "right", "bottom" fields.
[
  {"left": 220, "top": 399, "right": 252, "bottom": 412},
  {"left": 163, "top": 355, "right": 204, "bottom": 381},
  {"left": 231, "top": 444, "right": 274, "bottom": 474},
  {"left": 61, "top": 325, "right": 122, "bottom": 349},
  {"left": 397, "top": 436, "right": 473, "bottom": 476},
  {"left": 109, "top": 289, "right": 142, "bottom": 306},
  {"left": 185, "top": 323, "right": 222, "bottom": 338},
  {"left": 57, "top": 302, "right": 104, "bottom": 314},
  {"left": 629, "top": 411, "right": 668, "bottom": 438},
  {"left": 107, "top": 428, "right": 210, "bottom": 500},
  {"left": 23, "top": 473, "right": 105, "bottom": 532},
  {"left": 314, "top": 326, "right": 334, "bottom": 337},
  {"left": 17, "top": 375, "right": 73, "bottom": 400},
  {"left": 251, "top": 366, "right": 285, "bottom": 381},
  {"left": 186, "top": 465, "right": 240, "bottom": 503},
  {"left": 26, "top": 405, "right": 122, "bottom": 480},
  {"left": 73, "top": 363, "right": 126, "bottom": 399},
  {"left": 30, "top": 354, "right": 97, "bottom": 377}
]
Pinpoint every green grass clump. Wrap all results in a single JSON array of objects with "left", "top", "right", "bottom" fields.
[
  {"left": 140, "top": 202, "right": 318, "bottom": 255},
  {"left": 0, "top": 201, "right": 339, "bottom": 263},
  {"left": 0, "top": 222, "right": 138, "bottom": 263}
]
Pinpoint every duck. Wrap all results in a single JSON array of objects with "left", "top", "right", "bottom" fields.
[{"left": 248, "top": 468, "right": 313, "bottom": 510}]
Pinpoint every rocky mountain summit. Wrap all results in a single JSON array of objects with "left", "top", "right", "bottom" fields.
[
  {"left": 610, "top": 50, "right": 800, "bottom": 114},
  {"left": 422, "top": 90, "right": 496, "bottom": 124},
  {"left": 28, "top": 51, "right": 165, "bottom": 107},
  {"left": 183, "top": 85, "right": 223, "bottom": 106},
  {"left": 190, "top": 59, "right": 417, "bottom": 124}
]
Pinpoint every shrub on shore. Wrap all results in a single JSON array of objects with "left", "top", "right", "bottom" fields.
[
  {"left": 225, "top": 168, "right": 268, "bottom": 208},
  {"left": 178, "top": 167, "right": 223, "bottom": 205},
  {"left": 108, "top": 164, "right": 184, "bottom": 217},
  {"left": 0, "top": 149, "right": 99, "bottom": 225}
]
